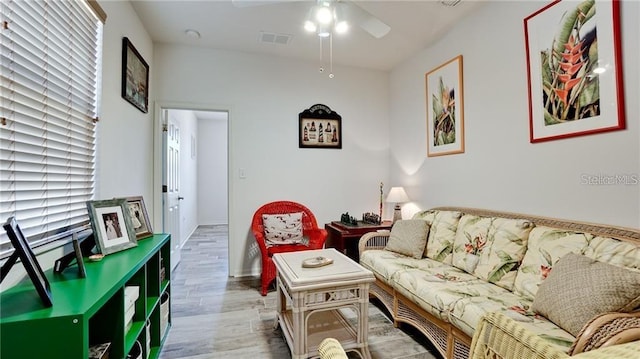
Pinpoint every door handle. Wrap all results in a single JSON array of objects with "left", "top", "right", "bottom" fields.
[{"left": 178, "top": 196, "right": 184, "bottom": 200}]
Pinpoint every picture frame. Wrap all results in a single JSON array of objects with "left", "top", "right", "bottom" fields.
[
  {"left": 524, "top": 0, "right": 625, "bottom": 143},
  {"left": 2, "top": 217, "right": 53, "bottom": 307},
  {"left": 126, "top": 196, "right": 153, "bottom": 239},
  {"left": 121, "top": 37, "right": 149, "bottom": 113},
  {"left": 71, "top": 233, "right": 86, "bottom": 278},
  {"left": 299, "top": 104, "right": 342, "bottom": 149},
  {"left": 86, "top": 198, "right": 138, "bottom": 255},
  {"left": 53, "top": 232, "right": 86, "bottom": 278},
  {"left": 425, "top": 55, "right": 465, "bottom": 157}
]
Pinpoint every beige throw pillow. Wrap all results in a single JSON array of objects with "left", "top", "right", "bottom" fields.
[
  {"left": 384, "top": 220, "right": 430, "bottom": 259},
  {"left": 262, "top": 212, "right": 303, "bottom": 246},
  {"left": 531, "top": 253, "right": 640, "bottom": 337}
]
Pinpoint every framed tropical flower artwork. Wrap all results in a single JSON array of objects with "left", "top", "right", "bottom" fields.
[
  {"left": 524, "top": 0, "right": 625, "bottom": 143},
  {"left": 425, "top": 55, "right": 465, "bottom": 157}
]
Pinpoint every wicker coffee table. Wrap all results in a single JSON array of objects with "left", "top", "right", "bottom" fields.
[{"left": 273, "top": 248, "right": 375, "bottom": 359}]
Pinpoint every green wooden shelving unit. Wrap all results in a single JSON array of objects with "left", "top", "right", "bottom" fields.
[{"left": 0, "top": 233, "right": 171, "bottom": 359}]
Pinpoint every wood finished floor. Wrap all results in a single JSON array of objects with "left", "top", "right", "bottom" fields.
[{"left": 159, "top": 225, "right": 441, "bottom": 359}]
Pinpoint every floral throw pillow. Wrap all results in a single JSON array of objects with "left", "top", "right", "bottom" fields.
[{"left": 262, "top": 213, "right": 303, "bottom": 246}]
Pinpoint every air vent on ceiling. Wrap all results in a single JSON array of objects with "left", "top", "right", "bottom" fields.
[
  {"left": 259, "top": 31, "right": 292, "bottom": 45},
  {"left": 441, "top": 0, "right": 462, "bottom": 6}
]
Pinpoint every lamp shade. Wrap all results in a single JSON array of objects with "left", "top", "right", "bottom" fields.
[{"left": 386, "top": 187, "right": 409, "bottom": 203}]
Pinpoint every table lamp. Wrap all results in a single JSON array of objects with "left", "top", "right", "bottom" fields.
[{"left": 386, "top": 187, "right": 410, "bottom": 224}]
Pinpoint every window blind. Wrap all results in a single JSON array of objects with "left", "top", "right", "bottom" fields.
[{"left": 0, "top": 0, "right": 103, "bottom": 257}]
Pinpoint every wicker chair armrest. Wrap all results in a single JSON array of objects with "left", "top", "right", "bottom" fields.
[
  {"left": 358, "top": 231, "right": 390, "bottom": 256},
  {"left": 570, "top": 311, "right": 640, "bottom": 355},
  {"left": 252, "top": 230, "right": 269, "bottom": 253},
  {"left": 304, "top": 228, "right": 329, "bottom": 249},
  {"left": 570, "top": 341, "right": 640, "bottom": 359},
  {"left": 317, "top": 338, "right": 348, "bottom": 359},
  {"left": 469, "top": 312, "right": 570, "bottom": 359}
]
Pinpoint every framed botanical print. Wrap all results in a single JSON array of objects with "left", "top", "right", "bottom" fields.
[
  {"left": 426, "top": 55, "right": 465, "bottom": 157},
  {"left": 524, "top": 0, "right": 625, "bottom": 142}
]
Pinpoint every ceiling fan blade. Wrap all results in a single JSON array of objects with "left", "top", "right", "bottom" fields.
[{"left": 341, "top": 1, "right": 390, "bottom": 38}]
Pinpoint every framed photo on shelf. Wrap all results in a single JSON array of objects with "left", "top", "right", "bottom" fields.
[
  {"left": 524, "top": 0, "right": 625, "bottom": 143},
  {"left": 71, "top": 233, "right": 86, "bottom": 278},
  {"left": 2, "top": 217, "right": 53, "bottom": 307},
  {"left": 299, "top": 104, "right": 342, "bottom": 149},
  {"left": 126, "top": 196, "right": 153, "bottom": 239},
  {"left": 86, "top": 198, "right": 138, "bottom": 255},
  {"left": 121, "top": 37, "right": 149, "bottom": 113},
  {"left": 425, "top": 55, "right": 465, "bottom": 157}
]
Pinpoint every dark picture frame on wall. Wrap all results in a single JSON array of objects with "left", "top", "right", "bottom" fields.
[
  {"left": 1, "top": 217, "right": 53, "bottom": 307},
  {"left": 524, "top": 0, "right": 625, "bottom": 143},
  {"left": 121, "top": 37, "right": 149, "bottom": 113},
  {"left": 299, "top": 104, "right": 342, "bottom": 149}
]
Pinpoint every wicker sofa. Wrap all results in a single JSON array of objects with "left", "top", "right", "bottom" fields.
[{"left": 358, "top": 207, "right": 640, "bottom": 359}]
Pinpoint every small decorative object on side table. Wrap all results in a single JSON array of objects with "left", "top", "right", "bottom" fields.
[
  {"left": 325, "top": 220, "right": 392, "bottom": 261},
  {"left": 362, "top": 212, "right": 381, "bottom": 225}
]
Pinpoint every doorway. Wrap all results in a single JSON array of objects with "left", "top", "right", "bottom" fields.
[{"left": 153, "top": 103, "right": 229, "bottom": 272}]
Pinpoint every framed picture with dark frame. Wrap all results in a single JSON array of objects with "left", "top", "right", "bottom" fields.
[
  {"left": 86, "top": 198, "right": 138, "bottom": 255},
  {"left": 2, "top": 217, "right": 53, "bottom": 307},
  {"left": 126, "top": 196, "right": 153, "bottom": 239},
  {"left": 299, "top": 104, "right": 342, "bottom": 149},
  {"left": 524, "top": 0, "right": 625, "bottom": 143},
  {"left": 121, "top": 37, "right": 149, "bottom": 113}
]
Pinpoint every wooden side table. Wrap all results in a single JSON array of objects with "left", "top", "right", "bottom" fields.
[{"left": 325, "top": 221, "right": 393, "bottom": 262}]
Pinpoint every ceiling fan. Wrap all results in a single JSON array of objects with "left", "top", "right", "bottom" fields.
[{"left": 231, "top": 0, "right": 391, "bottom": 39}]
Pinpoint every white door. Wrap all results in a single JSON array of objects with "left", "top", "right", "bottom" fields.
[{"left": 163, "top": 110, "right": 182, "bottom": 271}]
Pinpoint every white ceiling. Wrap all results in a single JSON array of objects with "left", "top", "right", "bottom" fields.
[{"left": 130, "top": 0, "right": 486, "bottom": 71}]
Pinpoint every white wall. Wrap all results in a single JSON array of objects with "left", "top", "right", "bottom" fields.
[
  {"left": 389, "top": 0, "right": 640, "bottom": 228},
  {"left": 98, "top": 1, "right": 154, "bottom": 203},
  {"left": 153, "top": 45, "right": 391, "bottom": 276},
  {"left": 198, "top": 117, "right": 229, "bottom": 225}
]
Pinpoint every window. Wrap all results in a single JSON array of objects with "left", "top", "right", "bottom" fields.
[{"left": 0, "top": 0, "right": 105, "bottom": 257}]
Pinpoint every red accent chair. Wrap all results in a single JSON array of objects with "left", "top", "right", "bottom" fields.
[{"left": 251, "top": 201, "right": 328, "bottom": 296}]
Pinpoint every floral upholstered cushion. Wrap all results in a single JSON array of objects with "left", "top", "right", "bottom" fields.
[
  {"left": 385, "top": 219, "right": 430, "bottom": 259},
  {"left": 360, "top": 249, "right": 444, "bottom": 282},
  {"left": 450, "top": 295, "right": 575, "bottom": 351},
  {"left": 473, "top": 218, "right": 534, "bottom": 291},
  {"left": 424, "top": 210, "right": 462, "bottom": 264},
  {"left": 412, "top": 209, "right": 437, "bottom": 224},
  {"left": 585, "top": 236, "right": 640, "bottom": 270},
  {"left": 451, "top": 215, "right": 492, "bottom": 273},
  {"left": 391, "top": 266, "right": 487, "bottom": 321},
  {"left": 262, "top": 212, "right": 303, "bottom": 246},
  {"left": 531, "top": 253, "right": 640, "bottom": 337},
  {"left": 513, "top": 226, "right": 592, "bottom": 301},
  {"left": 412, "top": 210, "right": 438, "bottom": 258}
]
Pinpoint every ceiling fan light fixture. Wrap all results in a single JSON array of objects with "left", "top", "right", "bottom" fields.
[
  {"left": 315, "top": 6, "right": 332, "bottom": 24},
  {"left": 334, "top": 20, "right": 348, "bottom": 34},
  {"left": 304, "top": 20, "right": 317, "bottom": 32}
]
